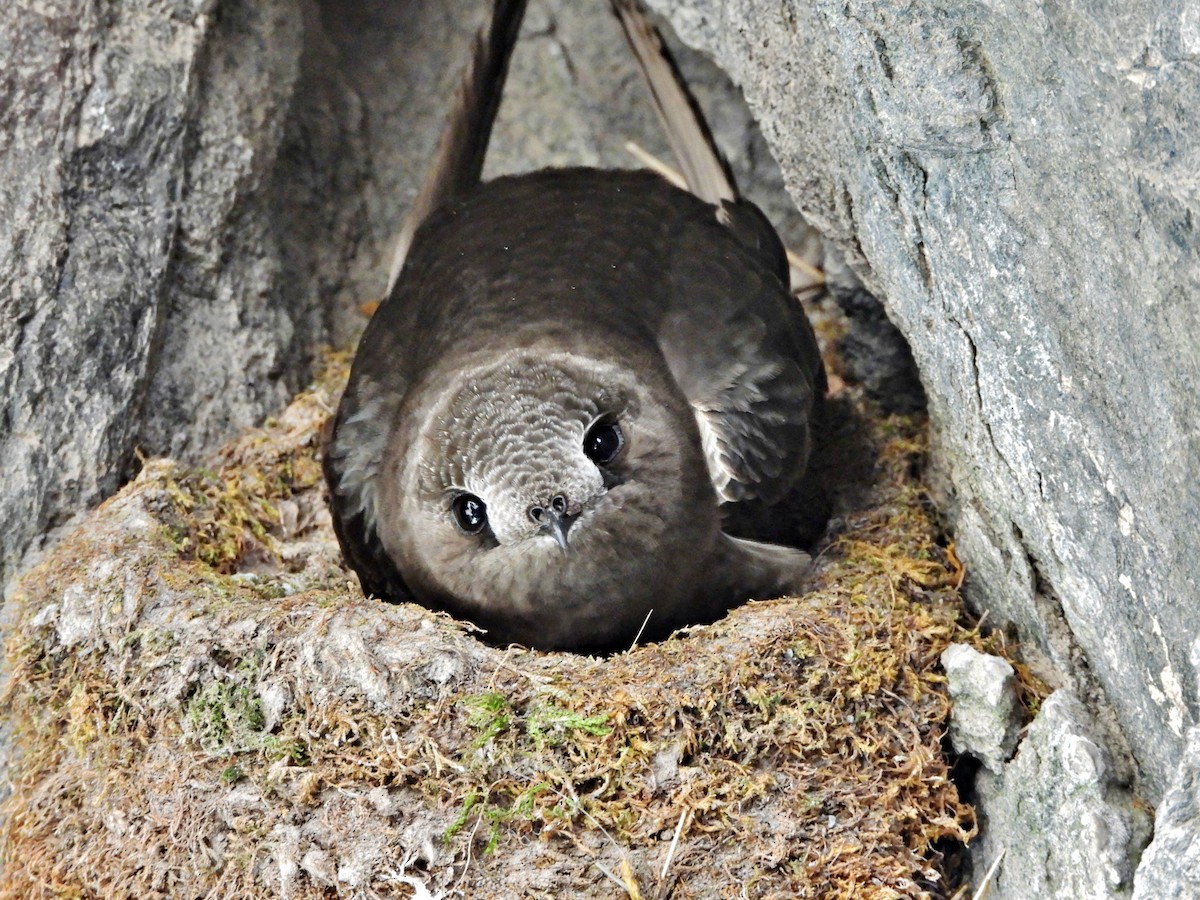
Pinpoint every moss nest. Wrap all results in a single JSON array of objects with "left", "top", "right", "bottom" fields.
[{"left": 1, "top": 312, "right": 1025, "bottom": 897}]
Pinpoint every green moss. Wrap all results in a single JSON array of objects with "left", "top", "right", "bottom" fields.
[
  {"left": 464, "top": 692, "right": 512, "bottom": 748},
  {"left": 444, "top": 788, "right": 484, "bottom": 841},
  {"left": 527, "top": 704, "right": 612, "bottom": 749},
  {"left": 185, "top": 678, "right": 267, "bottom": 753}
]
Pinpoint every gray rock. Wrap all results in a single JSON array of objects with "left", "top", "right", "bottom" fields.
[
  {"left": 647, "top": 0, "right": 1200, "bottom": 804},
  {"left": 1134, "top": 725, "right": 1200, "bottom": 899},
  {"left": 1133, "top": 640, "right": 1200, "bottom": 899},
  {"left": 970, "top": 692, "right": 1151, "bottom": 899},
  {"left": 0, "top": 0, "right": 349, "bottom": 588},
  {"left": 941, "top": 643, "right": 1020, "bottom": 774}
]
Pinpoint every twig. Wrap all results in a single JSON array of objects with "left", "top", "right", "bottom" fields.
[
  {"left": 628, "top": 609, "right": 655, "bottom": 652},
  {"left": 659, "top": 808, "right": 689, "bottom": 880},
  {"left": 595, "top": 861, "right": 630, "bottom": 892},
  {"left": 971, "top": 847, "right": 1006, "bottom": 900},
  {"left": 625, "top": 140, "right": 686, "bottom": 189}
]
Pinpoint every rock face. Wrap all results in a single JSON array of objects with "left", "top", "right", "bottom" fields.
[
  {"left": 0, "top": 0, "right": 799, "bottom": 591},
  {"left": 0, "top": 0, "right": 357, "bottom": 587},
  {"left": 646, "top": 0, "right": 1200, "bottom": 801},
  {"left": 1134, "top": 724, "right": 1200, "bottom": 899},
  {"left": 971, "top": 692, "right": 1151, "bottom": 899}
]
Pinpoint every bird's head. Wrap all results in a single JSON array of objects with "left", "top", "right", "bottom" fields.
[{"left": 375, "top": 350, "right": 720, "bottom": 649}]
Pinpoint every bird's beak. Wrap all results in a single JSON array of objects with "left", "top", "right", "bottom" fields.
[{"left": 540, "top": 510, "right": 574, "bottom": 552}]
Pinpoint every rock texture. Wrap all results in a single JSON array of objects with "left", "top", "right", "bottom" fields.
[
  {"left": 970, "top": 692, "right": 1151, "bottom": 899},
  {"left": 0, "top": 0, "right": 802, "bottom": 592},
  {"left": 941, "top": 643, "right": 1020, "bottom": 774},
  {"left": 646, "top": 0, "right": 1200, "bottom": 802},
  {"left": 1134, "top": 724, "right": 1200, "bottom": 899},
  {"left": 1133, "top": 637, "right": 1200, "bottom": 898},
  {"left": 0, "top": 0, "right": 355, "bottom": 588}
]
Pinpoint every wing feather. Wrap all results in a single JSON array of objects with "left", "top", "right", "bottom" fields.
[{"left": 658, "top": 214, "right": 823, "bottom": 506}]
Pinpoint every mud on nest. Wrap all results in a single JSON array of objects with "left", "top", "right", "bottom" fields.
[{"left": 2, "top": 313, "right": 1037, "bottom": 898}]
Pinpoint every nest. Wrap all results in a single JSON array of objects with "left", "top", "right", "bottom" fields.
[{"left": 3, "top": 300, "right": 987, "bottom": 898}]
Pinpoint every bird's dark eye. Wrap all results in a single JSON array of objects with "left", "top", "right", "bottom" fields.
[
  {"left": 584, "top": 421, "right": 623, "bottom": 465},
  {"left": 451, "top": 493, "right": 488, "bottom": 535}
]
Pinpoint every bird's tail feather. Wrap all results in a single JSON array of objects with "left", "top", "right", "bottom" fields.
[
  {"left": 387, "top": 0, "right": 529, "bottom": 294},
  {"left": 610, "top": 0, "right": 738, "bottom": 206}
]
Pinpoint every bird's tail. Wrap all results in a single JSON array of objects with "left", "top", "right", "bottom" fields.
[
  {"left": 387, "top": 0, "right": 529, "bottom": 294},
  {"left": 610, "top": 0, "right": 738, "bottom": 207}
]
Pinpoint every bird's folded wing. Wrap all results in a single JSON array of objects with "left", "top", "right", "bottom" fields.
[
  {"left": 658, "top": 215, "right": 822, "bottom": 506},
  {"left": 322, "top": 352, "right": 412, "bottom": 602}
]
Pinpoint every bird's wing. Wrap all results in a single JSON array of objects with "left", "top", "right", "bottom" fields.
[
  {"left": 386, "top": 0, "right": 528, "bottom": 294},
  {"left": 613, "top": 0, "right": 824, "bottom": 505},
  {"left": 322, "top": 347, "right": 412, "bottom": 601},
  {"left": 658, "top": 212, "right": 824, "bottom": 506}
]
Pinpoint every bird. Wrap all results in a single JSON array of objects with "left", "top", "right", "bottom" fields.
[{"left": 322, "top": 0, "right": 827, "bottom": 652}]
